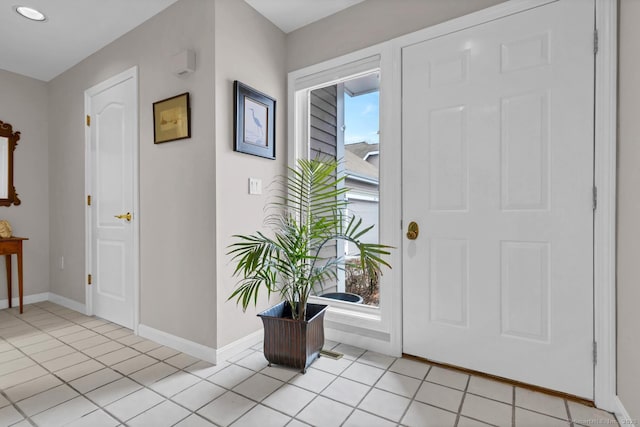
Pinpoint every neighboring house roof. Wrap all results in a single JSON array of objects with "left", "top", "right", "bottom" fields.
[
  {"left": 345, "top": 150, "right": 378, "bottom": 181},
  {"left": 345, "top": 143, "right": 378, "bottom": 184},
  {"left": 346, "top": 142, "right": 379, "bottom": 160}
]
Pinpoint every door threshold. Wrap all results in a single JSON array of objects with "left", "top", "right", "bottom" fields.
[{"left": 402, "top": 353, "right": 594, "bottom": 408}]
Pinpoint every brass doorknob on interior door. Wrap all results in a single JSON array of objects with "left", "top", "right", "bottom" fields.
[
  {"left": 114, "top": 212, "right": 132, "bottom": 222},
  {"left": 406, "top": 221, "right": 419, "bottom": 240}
]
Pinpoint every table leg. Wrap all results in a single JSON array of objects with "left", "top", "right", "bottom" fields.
[
  {"left": 17, "top": 244, "right": 23, "bottom": 314},
  {"left": 5, "top": 254, "right": 11, "bottom": 309}
]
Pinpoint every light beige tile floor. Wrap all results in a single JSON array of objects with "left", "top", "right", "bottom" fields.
[{"left": 0, "top": 302, "right": 619, "bottom": 426}]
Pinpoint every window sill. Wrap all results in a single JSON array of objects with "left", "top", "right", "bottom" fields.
[{"left": 309, "top": 295, "right": 385, "bottom": 333}]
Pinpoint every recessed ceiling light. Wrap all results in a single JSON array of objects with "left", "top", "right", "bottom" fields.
[{"left": 15, "top": 6, "right": 47, "bottom": 22}]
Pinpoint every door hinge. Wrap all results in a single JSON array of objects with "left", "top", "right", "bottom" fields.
[
  {"left": 594, "top": 29, "right": 599, "bottom": 55},
  {"left": 86, "top": 115, "right": 91, "bottom": 126},
  {"left": 87, "top": 195, "right": 91, "bottom": 206},
  {"left": 593, "top": 341, "right": 598, "bottom": 365},
  {"left": 592, "top": 186, "right": 597, "bottom": 211},
  {"left": 87, "top": 274, "right": 92, "bottom": 285}
]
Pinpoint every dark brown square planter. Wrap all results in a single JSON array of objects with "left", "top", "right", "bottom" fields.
[{"left": 258, "top": 301, "right": 328, "bottom": 373}]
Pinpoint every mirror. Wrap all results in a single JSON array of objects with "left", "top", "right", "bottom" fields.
[{"left": 0, "top": 121, "right": 21, "bottom": 206}]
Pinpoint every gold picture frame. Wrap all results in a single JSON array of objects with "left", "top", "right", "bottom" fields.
[{"left": 153, "top": 92, "right": 191, "bottom": 144}]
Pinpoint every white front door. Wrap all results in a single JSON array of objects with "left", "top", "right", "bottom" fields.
[
  {"left": 402, "top": 0, "right": 594, "bottom": 398},
  {"left": 86, "top": 68, "right": 138, "bottom": 329}
]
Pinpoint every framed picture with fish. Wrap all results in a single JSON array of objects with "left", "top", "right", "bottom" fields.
[{"left": 234, "top": 81, "right": 275, "bottom": 159}]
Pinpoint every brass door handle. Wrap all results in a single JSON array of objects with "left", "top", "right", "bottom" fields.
[
  {"left": 114, "top": 212, "right": 132, "bottom": 222},
  {"left": 406, "top": 221, "right": 419, "bottom": 240}
]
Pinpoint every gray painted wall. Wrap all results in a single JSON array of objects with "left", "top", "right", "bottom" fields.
[
  {"left": 286, "top": 0, "right": 506, "bottom": 72},
  {"left": 214, "top": 0, "right": 287, "bottom": 348},
  {"left": 0, "top": 70, "right": 50, "bottom": 301},
  {"left": 617, "top": 0, "right": 640, "bottom": 419},
  {"left": 48, "top": 0, "right": 218, "bottom": 347},
  {"left": 46, "top": 0, "right": 287, "bottom": 351}
]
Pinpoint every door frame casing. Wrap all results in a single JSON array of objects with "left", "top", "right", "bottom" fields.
[
  {"left": 593, "top": 0, "right": 617, "bottom": 413},
  {"left": 287, "top": 0, "right": 617, "bottom": 411},
  {"left": 394, "top": 0, "right": 618, "bottom": 411},
  {"left": 84, "top": 66, "right": 140, "bottom": 334}
]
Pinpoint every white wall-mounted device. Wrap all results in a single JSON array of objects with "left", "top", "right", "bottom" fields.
[{"left": 171, "top": 49, "right": 196, "bottom": 76}]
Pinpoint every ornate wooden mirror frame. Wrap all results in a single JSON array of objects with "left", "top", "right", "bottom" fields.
[{"left": 0, "top": 120, "right": 21, "bottom": 206}]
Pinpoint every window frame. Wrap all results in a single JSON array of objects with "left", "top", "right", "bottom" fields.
[{"left": 288, "top": 45, "right": 402, "bottom": 354}]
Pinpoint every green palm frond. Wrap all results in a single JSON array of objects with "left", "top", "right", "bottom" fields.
[{"left": 228, "top": 158, "right": 392, "bottom": 319}]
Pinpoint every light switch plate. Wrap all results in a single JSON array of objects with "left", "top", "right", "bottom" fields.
[{"left": 249, "top": 178, "right": 262, "bottom": 195}]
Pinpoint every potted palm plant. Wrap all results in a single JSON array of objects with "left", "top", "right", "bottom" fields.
[{"left": 228, "top": 158, "right": 391, "bottom": 373}]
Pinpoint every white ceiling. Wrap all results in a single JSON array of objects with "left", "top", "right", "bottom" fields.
[
  {"left": 244, "top": 0, "right": 365, "bottom": 33},
  {"left": 0, "top": 0, "right": 180, "bottom": 81},
  {"left": 0, "top": 0, "right": 362, "bottom": 82}
]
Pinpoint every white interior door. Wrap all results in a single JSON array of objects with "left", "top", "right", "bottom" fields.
[
  {"left": 86, "top": 69, "right": 137, "bottom": 329},
  {"left": 402, "top": 0, "right": 594, "bottom": 398}
]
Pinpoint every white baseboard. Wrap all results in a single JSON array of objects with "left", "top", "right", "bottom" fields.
[
  {"left": 0, "top": 292, "right": 49, "bottom": 309},
  {"left": 215, "top": 330, "right": 263, "bottom": 363},
  {"left": 138, "top": 324, "right": 217, "bottom": 364},
  {"left": 48, "top": 293, "right": 87, "bottom": 314},
  {"left": 614, "top": 396, "right": 637, "bottom": 427},
  {"left": 325, "top": 327, "right": 398, "bottom": 357},
  {"left": 137, "top": 324, "right": 263, "bottom": 366}
]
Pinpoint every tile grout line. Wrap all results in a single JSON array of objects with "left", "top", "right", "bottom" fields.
[
  {"left": 0, "top": 308, "right": 549, "bottom": 427},
  {"left": 336, "top": 349, "right": 392, "bottom": 426},
  {"left": 252, "top": 341, "right": 346, "bottom": 423},
  {"left": 0, "top": 388, "right": 37, "bottom": 427},
  {"left": 43, "top": 307, "right": 205, "bottom": 425},
  {"left": 1, "top": 303, "right": 205, "bottom": 425},
  {"left": 288, "top": 342, "right": 355, "bottom": 426},
  {"left": 453, "top": 373, "right": 472, "bottom": 427},
  {"left": 3, "top": 305, "right": 123, "bottom": 377},
  {"left": 166, "top": 343, "right": 452, "bottom": 427},
  {"left": 513, "top": 392, "right": 581, "bottom": 423},
  {"left": 566, "top": 398, "right": 575, "bottom": 427},
  {"left": 191, "top": 354, "right": 286, "bottom": 425},
  {"left": 164, "top": 348, "right": 339, "bottom": 426},
  {"left": 3, "top": 304, "right": 130, "bottom": 423},
  {"left": 233, "top": 341, "right": 348, "bottom": 425},
  {"left": 167, "top": 348, "right": 326, "bottom": 425},
  {"left": 9, "top": 302, "right": 180, "bottom": 377},
  {"left": 219, "top": 347, "right": 340, "bottom": 426},
  {"left": 336, "top": 347, "right": 443, "bottom": 425},
  {"left": 512, "top": 383, "right": 516, "bottom": 427},
  {"left": 1, "top": 303, "right": 615, "bottom": 427},
  {"left": 76, "top": 355, "right": 214, "bottom": 426},
  {"left": 0, "top": 307, "right": 85, "bottom": 414},
  {"left": 181, "top": 370, "right": 264, "bottom": 426},
  {"left": 206, "top": 344, "right": 476, "bottom": 427},
  {"left": 396, "top": 362, "right": 434, "bottom": 427}
]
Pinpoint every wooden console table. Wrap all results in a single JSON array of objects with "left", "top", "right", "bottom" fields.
[{"left": 0, "top": 237, "right": 28, "bottom": 314}]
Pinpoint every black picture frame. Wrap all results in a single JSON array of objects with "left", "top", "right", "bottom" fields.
[
  {"left": 153, "top": 92, "right": 191, "bottom": 144},
  {"left": 234, "top": 81, "right": 276, "bottom": 159}
]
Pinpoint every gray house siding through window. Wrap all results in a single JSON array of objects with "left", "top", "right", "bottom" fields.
[{"left": 310, "top": 85, "right": 339, "bottom": 294}]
